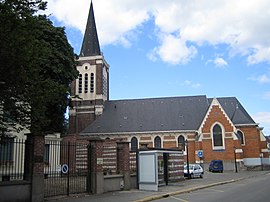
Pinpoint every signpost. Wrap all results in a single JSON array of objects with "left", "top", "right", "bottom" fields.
[
  {"left": 62, "top": 164, "right": 69, "bottom": 174},
  {"left": 197, "top": 150, "right": 203, "bottom": 169}
]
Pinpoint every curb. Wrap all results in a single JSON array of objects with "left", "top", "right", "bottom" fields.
[{"left": 134, "top": 173, "right": 265, "bottom": 202}]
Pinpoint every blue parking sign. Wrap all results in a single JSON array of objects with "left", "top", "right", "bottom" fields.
[{"left": 197, "top": 150, "right": 203, "bottom": 158}]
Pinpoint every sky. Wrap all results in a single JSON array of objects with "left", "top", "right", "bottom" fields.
[{"left": 44, "top": 0, "right": 270, "bottom": 135}]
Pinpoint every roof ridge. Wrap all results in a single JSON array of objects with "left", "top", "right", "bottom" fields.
[{"left": 108, "top": 95, "right": 207, "bottom": 102}]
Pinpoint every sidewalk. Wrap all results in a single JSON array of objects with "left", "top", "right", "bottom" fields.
[{"left": 47, "top": 170, "right": 269, "bottom": 202}]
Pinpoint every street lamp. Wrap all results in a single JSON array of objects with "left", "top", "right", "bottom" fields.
[
  {"left": 233, "top": 146, "right": 238, "bottom": 173},
  {"left": 260, "top": 153, "right": 263, "bottom": 171}
]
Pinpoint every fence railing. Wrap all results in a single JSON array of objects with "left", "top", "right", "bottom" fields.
[{"left": 0, "top": 138, "right": 26, "bottom": 181}]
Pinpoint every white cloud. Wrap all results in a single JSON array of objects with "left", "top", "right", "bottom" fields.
[
  {"left": 214, "top": 57, "right": 228, "bottom": 67},
  {"left": 207, "top": 57, "right": 228, "bottom": 68},
  {"left": 45, "top": 0, "right": 270, "bottom": 65},
  {"left": 151, "top": 34, "right": 197, "bottom": 65},
  {"left": 263, "top": 92, "right": 270, "bottom": 100},
  {"left": 253, "top": 112, "right": 270, "bottom": 136},
  {"left": 248, "top": 74, "right": 270, "bottom": 84},
  {"left": 182, "top": 80, "right": 201, "bottom": 88}
]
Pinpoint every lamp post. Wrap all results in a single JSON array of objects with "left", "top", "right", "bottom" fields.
[
  {"left": 260, "top": 153, "right": 263, "bottom": 171},
  {"left": 233, "top": 146, "right": 238, "bottom": 173}
]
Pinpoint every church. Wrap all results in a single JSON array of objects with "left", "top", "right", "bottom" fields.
[{"left": 68, "top": 1, "right": 269, "bottom": 170}]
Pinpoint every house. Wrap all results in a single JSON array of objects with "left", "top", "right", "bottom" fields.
[{"left": 68, "top": 1, "right": 269, "bottom": 170}]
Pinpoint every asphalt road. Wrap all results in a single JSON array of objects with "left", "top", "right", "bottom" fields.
[{"left": 155, "top": 172, "right": 270, "bottom": 202}]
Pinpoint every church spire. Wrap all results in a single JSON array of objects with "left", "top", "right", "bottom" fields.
[{"left": 80, "top": 1, "right": 101, "bottom": 57}]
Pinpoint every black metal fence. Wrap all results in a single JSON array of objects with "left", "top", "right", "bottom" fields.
[
  {"left": 0, "top": 138, "right": 26, "bottom": 181},
  {"left": 44, "top": 141, "right": 89, "bottom": 198}
]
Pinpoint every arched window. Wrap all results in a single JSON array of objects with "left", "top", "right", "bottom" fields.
[
  {"left": 131, "top": 137, "right": 138, "bottom": 151},
  {"left": 154, "top": 136, "right": 161, "bottom": 148},
  {"left": 213, "top": 124, "right": 223, "bottom": 147},
  {"left": 90, "top": 73, "right": 94, "bottom": 93},
  {"left": 78, "top": 74, "right": 82, "bottom": 93},
  {"left": 237, "top": 130, "right": 245, "bottom": 145},
  {"left": 178, "top": 135, "right": 185, "bottom": 151},
  {"left": 84, "top": 73, "right": 88, "bottom": 93}
]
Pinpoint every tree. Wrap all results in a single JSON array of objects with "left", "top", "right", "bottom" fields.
[{"left": 0, "top": 0, "right": 78, "bottom": 137}]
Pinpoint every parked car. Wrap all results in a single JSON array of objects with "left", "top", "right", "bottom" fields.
[
  {"left": 209, "top": 160, "right": 223, "bottom": 173},
  {"left": 184, "top": 164, "right": 204, "bottom": 178}
]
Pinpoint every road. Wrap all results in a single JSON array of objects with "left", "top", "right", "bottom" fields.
[{"left": 155, "top": 172, "right": 270, "bottom": 202}]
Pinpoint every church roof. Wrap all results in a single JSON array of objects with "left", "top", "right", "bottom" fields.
[
  {"left": 80, "top": 1, "right": 101, "bottom": 57},
  {"left": 212, "top": 97, "right": 256, "bottom": 125},
  {"left": 81, "top": 95, "right": 256, "bottom": 135}
]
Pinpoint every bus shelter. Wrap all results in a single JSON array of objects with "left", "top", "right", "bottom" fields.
[{"left": 138, "top": 149, "right": 183, "bottom": 191}]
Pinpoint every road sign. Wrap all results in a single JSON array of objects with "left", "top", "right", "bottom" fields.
[
  {"left": 61, "top": 164, "right": 69, "bottom": 174},
  {"left": 197, "top": 150, "right": 203, "bottom": 158}
]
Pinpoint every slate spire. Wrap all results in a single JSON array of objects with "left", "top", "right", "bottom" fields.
[{"left": 80, "top": 1, "right": 101, "bottom": 57}]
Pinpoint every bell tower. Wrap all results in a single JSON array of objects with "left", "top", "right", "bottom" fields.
[{"left": 69, "top": 1, "right": 109, "bottom": 134}]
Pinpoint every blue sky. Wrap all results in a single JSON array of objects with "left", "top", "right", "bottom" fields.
[{"left": 45, "top": 0, "right": 270, "bottom": 135}]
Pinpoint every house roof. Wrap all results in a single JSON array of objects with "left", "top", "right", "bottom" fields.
[
  {"left": 79, "top": 1, "right": 101, "bottom": 57},
  {"left": 81, "top": 95, "right": 256, "bottom": 135}
]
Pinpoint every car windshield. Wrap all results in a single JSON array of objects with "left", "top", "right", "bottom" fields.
[{"left": 184, "top": 165, "right": 194, "bottom": 169}]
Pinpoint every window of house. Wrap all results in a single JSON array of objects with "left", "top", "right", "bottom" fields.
[
  {"left": 212, "top": 124, "right": 224, "bottom": 148},
  {"left": 78, "top": 74, "right": 82, "bottom": 93},
  {"left": 44, "top": 144, "right": 50, "bottom": 163},
  {"left": 237, "top": 130, "right": 245, "bottom": 145},
  {"left": 0, "top": 138, "right": 14, "bottom": 163},
  {"left": 154, "top": 136, "right": 161, "bottom": 148},
  {"left": 131, "top": 137, "right": 138, "bottom": 151},
  {"left": 90, "top": 73, "right": 94, "bottom": 93},
  {"left": 178, "top": 135, "right": 185, "bottom": 151},
  {"left": 84, "top": 73, "right": 88, "bottom": 93}
]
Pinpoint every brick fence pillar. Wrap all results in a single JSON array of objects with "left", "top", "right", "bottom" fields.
[
  {"left": 117, "top": 141, "right": 130, "bottom": 190},
  {"left": 88, "top": 139, "right": 104, "bottom": 194},
  {"left": 24, "top": 133, "right": 45, "bottom": 202}
]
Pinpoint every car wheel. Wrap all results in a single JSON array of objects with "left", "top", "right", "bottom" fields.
[{"left": 190, "top": 174, "right": 194, "bottom": 179}]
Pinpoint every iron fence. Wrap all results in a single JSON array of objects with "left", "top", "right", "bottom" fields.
[
  {"left": 44, "top": 141, "right": 89, "bottom": 198},
  {"left": 0, "top": 138, "right": 26, "bottom": 181}
]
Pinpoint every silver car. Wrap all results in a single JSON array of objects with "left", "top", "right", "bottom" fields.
[{"left": 184, "top": 164, "right": 204, "bottom": 178}]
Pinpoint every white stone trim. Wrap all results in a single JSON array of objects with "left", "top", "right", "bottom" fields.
[
  {"left": 96, "top": 59, "right": 103, "bottom": 64},
  {"left": 78, "top": 55, "right": 103, "bottom": 61},
  {"left": 260, "top": 130, "right": 266, "bottom": 141},
  {"left": 235, "top": 148, "right": 243, "bottom": 153},
  {"left": 198, "top": 98, "right": 236, "bottom": 133},
  {"left": 211, "top": 122, "right": 226, "bottom": 150},
  {"left": 261, "top": 149, "right": 268, "bottom": 153}
]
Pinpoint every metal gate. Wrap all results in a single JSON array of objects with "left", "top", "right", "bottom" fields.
[{"left": 44, "top": 141, "right": 90, "bottom": 198}]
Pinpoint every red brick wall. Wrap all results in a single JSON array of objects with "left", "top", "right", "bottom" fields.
[
  {"left": 201, "top": 105, "right": 235, "bottom": 162},
  {"left": 238, "top": 126, "right": 265, "bottom": 158},
  {"left": 202, "top": 105, "right": 234, "bottom": 133}
]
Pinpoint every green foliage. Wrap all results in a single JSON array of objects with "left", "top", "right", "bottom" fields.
[{"left": 0, "top": 0, "right": 78, "bottom": 136}]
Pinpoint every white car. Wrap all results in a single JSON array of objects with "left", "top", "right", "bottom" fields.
[{"left": 184, "top": 164, "right": 204, "bottom": 178}]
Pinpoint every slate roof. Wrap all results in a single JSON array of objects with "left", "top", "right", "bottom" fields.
[
  {"left": 80, "top": 1, "right": 101, "bottom": 57},
  {"left": 212, "top": 97, "right": 255, "bottom": 125},
  {"left": 81, "top": 95, "right": 256, "bottom": 135}
]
